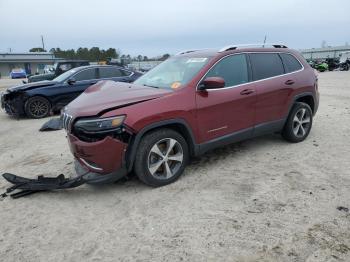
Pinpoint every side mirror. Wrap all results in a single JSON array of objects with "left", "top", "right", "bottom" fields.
[
  {"left": 198, "top": 77, "right": 225, "bottom": 91},
  {"left": 67, "top": 78, "right": 76, "bottom": 85}
]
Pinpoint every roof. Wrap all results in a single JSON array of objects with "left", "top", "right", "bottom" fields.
[
  {"left": 176, "top": 47, "right": 295, "bottom": 58},
  {"left": 175, "top": 43, "right": 293, "bottom": 57},
  {"left": 0, "top": 52, "right": 60, "bottom": 62},
  {"left": 71, "top": 64, "right": 126, "bottom": 70},
  {"left": 55, "top": 59, "right": 89, "bottom": 63}
]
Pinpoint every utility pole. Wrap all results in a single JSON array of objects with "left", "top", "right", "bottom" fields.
[
  {"left": 41, "top": 35, "right": 45, "bottom": 51},
  {"left": 263, "top": 35, "right": 267, "bottom": 47}
]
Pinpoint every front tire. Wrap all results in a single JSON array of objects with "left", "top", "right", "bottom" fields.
[
  {"left": 25, "top": 96, "right": 51, "bottom": 118},
  {"left": 134, "top": 128, "right": 189, "bottom": 187},
  {"left": 282, "top": 102, "right": 313, "bottom": 143}
]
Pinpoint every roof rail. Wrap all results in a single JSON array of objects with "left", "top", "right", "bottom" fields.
[
  {"left": 176, "top": 48, "right": 215, "bottom": 56},
  {"left": 219, "top": 43, "right": 288, "bottom": 52},
  {"left": 176, "top": 50, "right": 198, "bottom": 55}
]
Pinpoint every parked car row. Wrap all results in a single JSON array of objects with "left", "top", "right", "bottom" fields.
[
  {"left": 1, "top": 44, "right": 319, "bottom": 188},
  {"left": 1, "top": 65, "right": 141, "bottom": 118}
]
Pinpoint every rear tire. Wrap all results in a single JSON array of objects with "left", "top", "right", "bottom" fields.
[
  {"left": 25, "top": 96, "right": 51, "bottom": 119},
  {"left": 282, "top": 102, "right": 313, "bottom": 143},
  {"left": 134, "top": 128, "right": 189, "bottom": 187}
]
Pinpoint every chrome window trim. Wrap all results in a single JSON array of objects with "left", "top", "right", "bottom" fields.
[{"left": 196, "top": 52, "right": 304, "bottom": 92}]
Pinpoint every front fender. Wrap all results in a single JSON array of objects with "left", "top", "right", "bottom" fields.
[{"left": 125, "top": 118, "right": 199, "bottom": 172}]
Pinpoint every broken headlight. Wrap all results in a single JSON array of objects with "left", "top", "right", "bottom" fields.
[{"left": 74, "top": 115, "right": 125, "bottom": 134}]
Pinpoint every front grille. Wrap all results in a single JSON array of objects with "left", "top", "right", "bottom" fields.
[{"left": 61, "top": 112, "right": 73, "bottom": 131}]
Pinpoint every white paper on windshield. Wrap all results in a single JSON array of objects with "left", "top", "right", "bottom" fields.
[{"left": 186, "top": 58, "right": 207, "bottom": 63}]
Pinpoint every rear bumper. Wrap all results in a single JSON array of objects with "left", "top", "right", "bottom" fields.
[
  {"left": 67, "top": 134, "right": 128, "bottom": 184},
  {"left": 10, "top": 74, "right": 26, "bottom": 79}
]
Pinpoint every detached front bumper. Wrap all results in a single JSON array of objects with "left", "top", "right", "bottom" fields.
[
  {"left": 68, "top": 134, "right": 128, "bottom": 184},
  {"left": 1, "top": 92, "right": 24, "bottom": 116}
]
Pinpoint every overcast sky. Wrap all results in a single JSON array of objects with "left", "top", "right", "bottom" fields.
[{"left": 0, "top": 0, "right": 349, "bottom": 56}]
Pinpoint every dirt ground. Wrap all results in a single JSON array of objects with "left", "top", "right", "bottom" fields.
[{"left": 0, "top": 72, "right": 349, "bottom": 262}]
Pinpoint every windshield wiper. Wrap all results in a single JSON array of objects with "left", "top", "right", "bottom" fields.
[{"left": 143, "top": 84, "right": 159, "bottom": 89}]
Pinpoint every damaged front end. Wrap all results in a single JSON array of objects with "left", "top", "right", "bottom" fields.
[
  {"left": 63, "top": 112, "right": 134, "bottom": 184},
  {"left": 1, "top": 113, "right": 134, "bottom": 199},
  {"left": 1, "top": 90, "right": 26, "bottom": 117}
]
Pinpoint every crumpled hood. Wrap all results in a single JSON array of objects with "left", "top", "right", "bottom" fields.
[
  {"left": 66, "top": 80, "right": 172, "bottom": 117},
  {"left": 7, "top": 80, "right": 57, "bottom": 92}
]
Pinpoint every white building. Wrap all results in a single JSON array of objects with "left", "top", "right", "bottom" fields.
[
  {"left": 300, "top": 45, "right": 350, "bottom": 60},
  {"left": 0, "top": 52, "right": 61, "bottom": 78}
]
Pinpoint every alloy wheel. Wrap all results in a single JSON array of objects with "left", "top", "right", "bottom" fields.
[
  {"left": 29, "top": 100, "right": 49, "bottom": 118},
  {"left": 292, "top": 108, "right": 311, "bottom": 138},
  {"left": 147, "top": 138, "right": 184, "bottom": 179}
]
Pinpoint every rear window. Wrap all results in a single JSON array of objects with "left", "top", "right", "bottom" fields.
[
  {"left": 249, "top": 53, "right": 284, "bottom": 81},
  {"left": 280, "top": 53, "right": 303, "bottom": 73}
]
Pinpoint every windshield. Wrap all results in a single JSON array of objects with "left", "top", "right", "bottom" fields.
[
  {"left": 53, "top": 68, "right": 78, "bottom": 82},
  {"left": 134, "top": 56, "right": 211, "bottom": 89}
]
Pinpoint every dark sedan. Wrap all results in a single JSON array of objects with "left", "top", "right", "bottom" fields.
[{"left": 1, "top": 65, "right": 142, "bottom": 118}]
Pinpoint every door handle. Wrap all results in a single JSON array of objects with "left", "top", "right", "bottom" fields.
[
  {"left": 240, "top": 89, "right": 254, "bottom": 95},
  {"left": 285, "top": 80, "right": 295, "bottom": 85}
]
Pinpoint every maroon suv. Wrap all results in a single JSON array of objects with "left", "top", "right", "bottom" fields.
[{"left": 62, "top": 44, "right": 319, "bottom": 186}]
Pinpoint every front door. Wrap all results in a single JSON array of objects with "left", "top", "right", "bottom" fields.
[
  {"left": 195, "top": 53, "right": 256, "bottom": 143},
  {"left": 51, "top": 68, "right": 98, "bottom": 108}
]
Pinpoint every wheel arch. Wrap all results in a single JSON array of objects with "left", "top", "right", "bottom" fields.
[
  {"left": 295, "top": 94, "right": 315, "bottom": 113},
  {"left": 125, "top": 119, "right": 199, "bottom": 172},
  {"left": 288, "top": 92, "right": 315, "bottom": 116},
  {"left": 24, "top": 94, "right": 52, "bottom": 117},
  {"left": 25, "top": 94, "right": 52, "bottom": 107}
]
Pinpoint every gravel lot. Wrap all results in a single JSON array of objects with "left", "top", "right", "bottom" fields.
[{"left": 0, "top": 72, "right": 349, "bottom": 262}]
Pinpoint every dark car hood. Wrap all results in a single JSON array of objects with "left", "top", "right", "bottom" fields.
[
  {"left": 7, "top": 80, "right": 58, "bottom": 93},
  {"left": 66, "top": 80, "right": 172, "bottom": 117},
  {"left": 29, "top": 73, "right": 55, "bottom": 82}
]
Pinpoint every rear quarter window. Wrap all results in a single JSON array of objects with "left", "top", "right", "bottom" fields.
[
  {"left": 249, "top": 53, "right": 284, "bottom": 81},
  {"left": 280, "top": 53, "right": 303, "bottom": 73}
]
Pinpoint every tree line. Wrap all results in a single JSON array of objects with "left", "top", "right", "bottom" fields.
[{"left": 29, "top": 47, "right": 170, "bottom": 62}]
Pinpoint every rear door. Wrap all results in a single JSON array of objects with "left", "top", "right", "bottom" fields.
[
  {"left": 195, "top": 53, "right": 256, "bottom": 143},
  {"left": 248, "top": 52, "right": 293, "bottom": 125}
]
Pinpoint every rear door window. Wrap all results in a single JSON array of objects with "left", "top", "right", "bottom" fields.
[
  {"left": 205, "top": 54, "right": 249, "bottom": 87},
  {"left": 74, "top": 68, "right": 97, "bottom": 81},
  {"left": 98, "top": 67, "right": 125, "bottom": 78},
  {"left": 280, "top": 53, "right": 303, "bottom": 73},
  {"left": 249, "top": 53, "right": 284, "bottom": 81}
]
